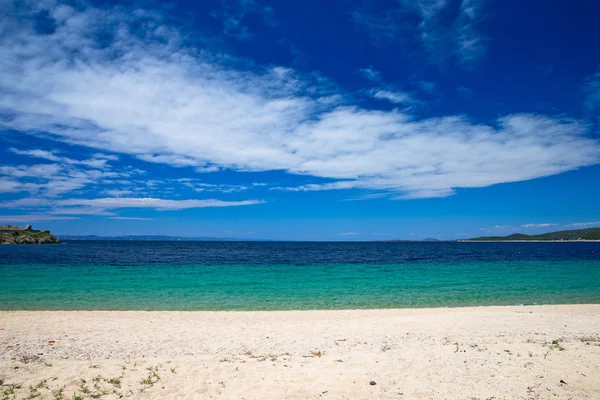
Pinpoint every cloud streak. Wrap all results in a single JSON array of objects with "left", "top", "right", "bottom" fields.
[
  {"left": 1, "top": 197, "right": 264, "bottom": 212},
  {"left": 0, "top": 0, "right": 599, "bottom": 202},
  {"left": 481, "top": 221, "right": 600, "bottom": 231},
  {"left": 0, "top": 214, "right": 79, "bottom": 223},
  {"left": 521, "top": 223, "right": 558, "bottom": 228},
  {"left": 57, "top": 198, "right": 264, "bottom": 210},
  {"left": 9, "top": 148, "right": 110, "bottom": 169}
]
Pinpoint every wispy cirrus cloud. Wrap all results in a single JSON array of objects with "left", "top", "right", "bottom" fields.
[
  {"left": 176, "top": 178, "right": 252, "bottom": 193},
  {"left": 583, "top": 67, "right": 600, "bottom": 112},
  {"left": 210, "top": 0, "right": 278, "bottom": 41},
  {"left": 0, "top": 0, "right": 599, "bottom": 204},
  {"left": 353, "top": 0, "right": 488, "bottom": 68}
]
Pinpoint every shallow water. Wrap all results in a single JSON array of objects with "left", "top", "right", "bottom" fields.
[{"left": 1, "top": 241, "right": 599, "bottom": 310}]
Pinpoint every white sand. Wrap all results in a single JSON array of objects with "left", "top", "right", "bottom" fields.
[{"left": 1, "top": 305, "right": 599, "bottom": 399}]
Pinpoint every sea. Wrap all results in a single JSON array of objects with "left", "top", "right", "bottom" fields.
[{"left": 1, "top": 241, "right": 599, "bottom": 310}]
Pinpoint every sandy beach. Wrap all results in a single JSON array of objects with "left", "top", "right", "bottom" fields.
[{"left": 1, "top": 305, "right": 599, "bottom": 399}]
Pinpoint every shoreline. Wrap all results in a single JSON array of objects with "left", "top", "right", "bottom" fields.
[
  {"left": 1, "top": 302, "right": 600, "bottom": 312},
  {"left": 1, "top": 305, "right": 599, "bottom": 399}
]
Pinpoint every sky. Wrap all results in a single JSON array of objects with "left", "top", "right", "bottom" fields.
[{"left": 0, "top": 0, "right": 599, "bottom": 240}]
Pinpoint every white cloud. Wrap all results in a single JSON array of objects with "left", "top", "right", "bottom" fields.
[
  {"left": 0, "top": 178, "right": 23, "bottom": 193},
  {"left": 0, "top": 164, "right": 62, "bottom": 179},
  {"left": 93, "top": 153, "right": 119, "bottom": 161},
  {"left": 137, "top": 154, "right": 219, "bottom": 172},
  {"left": 56, "top": 197, "right": 264, "bottom": 210},
  {"left": 567, "top": 221, "right": 600, "bottom": 228},
  {"left": 521, "top": 223, "right": 558, "bottom": 228},
  {"left": 9, "top": 148, "right": 110, "bottom": 168},
  {"left": 0, "top": 1, "right": 599, "bottom": 201},
  {"left": 103, "top": 189, "right": 134, "bottom": 197},
  {"left": 480, "top": 222, "right": 600, "bottom": 231},
  {"left": 454, "top": 0, "right": 488, "bottom": 67},
  {"left": 0, "top": 161, "right": 139, "bottom": 197},
  {"left": 50, "top": 207, "right": 115, "bottom": 216},
  {"left": 176, "top": 179, "right": 257, "bottom": 193},
  {"left": 0, "top": 214, "right": 79, "bottom": 222},
  {"left": 343, "top": 192, "right": 391, "bottom": 201},
  {"left": 371, "top": 89, "right": 414, "bottom": 105},
  {"left": 339, "top": 232, "right": 358, "bottom": 236},
  {"left": 0, "top": 196, "right": 264, "bottom": 217},
  {"left": 480, "top": 225, "right": 513, "bottom": 231},
  {"left": 360, "top": 67, "right": 381, "bottom": 82},
  {"left": 109, "top": 217, "right": 154, "bottom": 220}
]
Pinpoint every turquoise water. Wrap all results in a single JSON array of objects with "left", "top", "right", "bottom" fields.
[{"left": 0, "top": 241, "right": 599, "bottom": 310}]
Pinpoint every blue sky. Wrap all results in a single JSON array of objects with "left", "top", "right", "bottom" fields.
[{"left": 1, "top": 0, "right": 599, "bottom": 240}]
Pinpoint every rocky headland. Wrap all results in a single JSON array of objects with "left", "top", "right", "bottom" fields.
[{"left": 0, "top": 225, "right": 60, "bottom": 244}]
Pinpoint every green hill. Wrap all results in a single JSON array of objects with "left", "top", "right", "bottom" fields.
[{"left": 465, "top": 228, "right": 600, "bottom": 241}]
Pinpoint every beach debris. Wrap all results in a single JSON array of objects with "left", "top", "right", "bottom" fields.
[
  {"left": 369, "top": 381, "right": 377, "bottom": 386},
  {"left": 336, "top": 339, "right": 346, "bottom": 342},
  {"left": 550, "top": 339, "right": 566, "bottom": 351},
  {"left": 560, "top": 380, "right": 568, "bottom": 385},
  {"left": 2, "top": 378, "right": 24, "bottom": 387}
]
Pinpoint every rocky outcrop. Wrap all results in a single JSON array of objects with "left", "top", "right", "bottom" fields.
[{"left": 0, "top": 232, "right": 60, "bottom": 244}]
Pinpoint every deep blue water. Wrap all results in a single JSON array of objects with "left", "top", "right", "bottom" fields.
[{"left": 0, "top": 241, "right": 599, "bottom": 310}]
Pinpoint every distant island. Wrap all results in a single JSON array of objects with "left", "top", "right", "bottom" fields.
[
  {"left": 380, "top": 238, "right": 445, "bottom": 242},
  {"left": 0, "top": 224, "right": 61, "bottom": 244},
  {"left": 462, "top": 228, "right": 600, "bottom": 242}
]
